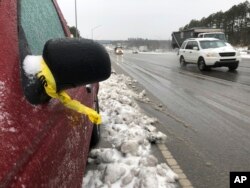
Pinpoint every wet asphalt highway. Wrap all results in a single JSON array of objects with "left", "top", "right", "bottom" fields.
[{"left": 111, "top": 52, "right": 250, "bottom": 188}]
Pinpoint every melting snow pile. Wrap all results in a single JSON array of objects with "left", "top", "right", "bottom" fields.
[
  {"left": 83, "top": 73, "right": 178, "bottom": 188},
  {"left": 23, "top": 55, "right": 42, "bottom": 76}
]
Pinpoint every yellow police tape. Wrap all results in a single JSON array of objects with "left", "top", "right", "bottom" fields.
[{"left": 37, "top": 59, "right": 101, "bottom": 125}]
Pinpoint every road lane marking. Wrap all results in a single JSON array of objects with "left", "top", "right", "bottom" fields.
[{"left": 157, "top": 144, "right": 194, "bottom": 188}]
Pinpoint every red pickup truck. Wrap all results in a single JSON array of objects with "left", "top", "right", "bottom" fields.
[{"left": 0, "top": 0, "right": 110, "bottom": 187}]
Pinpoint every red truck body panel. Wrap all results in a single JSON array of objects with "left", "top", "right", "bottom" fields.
[{"left": 0, "top": 0, "right": 94, "bottom": 187}]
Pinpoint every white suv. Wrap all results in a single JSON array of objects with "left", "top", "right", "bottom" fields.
[{"left": 178, "top": 38, "right": 241, "bottom": 71}]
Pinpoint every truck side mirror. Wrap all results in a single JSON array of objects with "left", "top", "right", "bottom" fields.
[
  {"left": 43, "top": 38, "right": 111, "bottom": 92},
  {"left": 23, "top": 38, "right": 111, "bottom": 104},
  {"left": 193, "top": 46, "right": 199, "bottom": 50}
]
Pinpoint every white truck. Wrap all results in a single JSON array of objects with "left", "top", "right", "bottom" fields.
[
  {"left": 197, "top": 32, "right": 226, "bottom": 41},
  {"left": 172, "top": 28, "right": 226, "bottom": 48},
  {"left": 178, "top": 38, "right": 240, "bottom": 71}
]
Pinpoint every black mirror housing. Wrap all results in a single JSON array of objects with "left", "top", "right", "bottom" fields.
[
  {"left": 43, "top": 38, "right": 111, "bottom": 92},
  {"left": 22, "top": 38, "right": 111, "bottom": 105}
]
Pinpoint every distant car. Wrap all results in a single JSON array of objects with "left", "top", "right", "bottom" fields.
[
  {"left": 0, "top": 0, "right": 110, "bottom": 187},
  {"left": 114, "top": 47, "right": 124, "bottom": 55},
  {"left": 178, "top": 38, "right": 241, "bottom": 71},
  {"left": 132, "top": 50, "right": 139, "bottom": 54}
]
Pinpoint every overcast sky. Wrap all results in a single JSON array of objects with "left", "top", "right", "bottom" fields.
[{"left": 57, "top": 0, "right": 247, "bottom": 40}]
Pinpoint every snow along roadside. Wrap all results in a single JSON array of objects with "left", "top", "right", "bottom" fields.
[{"left": 83, "top": 72, "right": 178, "bottom": 188}]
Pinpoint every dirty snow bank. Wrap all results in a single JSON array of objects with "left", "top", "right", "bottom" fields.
[
  {"left": 236, "top": 47, "right": 250, "bottom": 59},
  {"left": 240, "top": 53, "right": 250, "bottom": 59},
  {"left": 83, "top": 73, "right": 178, "bottom": 188}
]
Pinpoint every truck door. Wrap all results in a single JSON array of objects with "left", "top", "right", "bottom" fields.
[
  {"left": 184, "top": 41, "right": 194, "bottom": 62},
  {"left": 190, "top": 41, "right": 200, "bottom": 63}
]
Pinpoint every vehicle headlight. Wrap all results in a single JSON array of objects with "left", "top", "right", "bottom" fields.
[{"left": 205, "top": 52, "right": 217, "bottom": 57}]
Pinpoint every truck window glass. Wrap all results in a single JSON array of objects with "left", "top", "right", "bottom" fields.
[
  {"left": 180, "top": 41, "right": 187, "bottom": 49},
  {"left": 185, "top": 42, "right": 193, "bottom": 50},
  {"left": 200, "top": 40, "right": 226, "bottom": 49},
  {"left": 204, "top": 33, "right": 226, "bottom": 42},
  {"left": 20, "top": 0, "right": 65, "bottom": 55},
  {"left": 18, "top": 0, "right": 66, "bottom": 104},
  {"left": 193, "top": 41, "right": 199, "bottom": 48}
]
